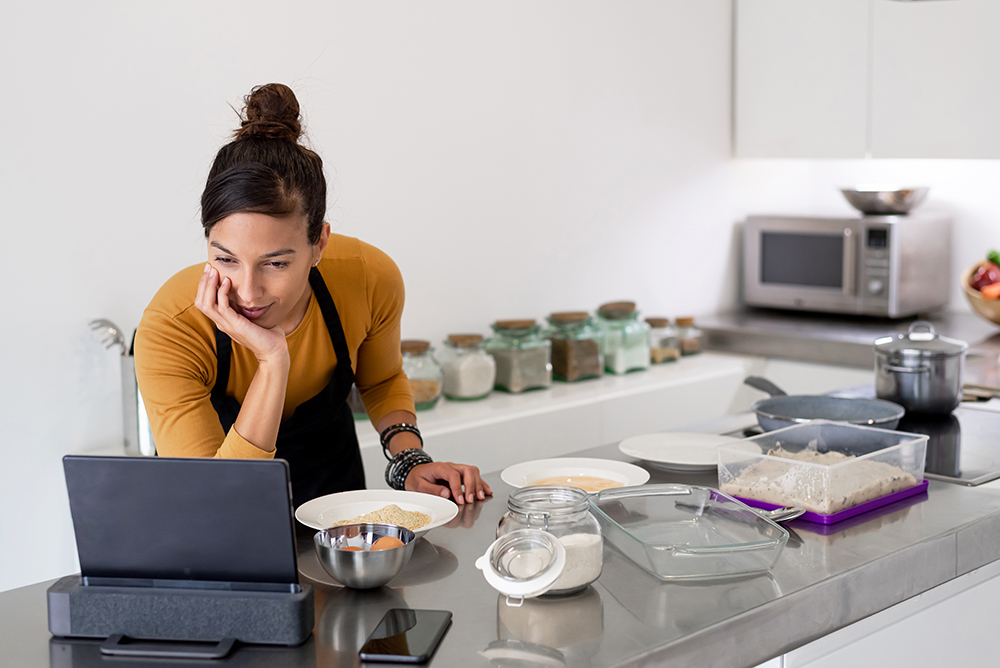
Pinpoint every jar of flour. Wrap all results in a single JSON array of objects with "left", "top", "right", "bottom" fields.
[{"left": 493, "top": 486, "right": 603, "bottom": 597}]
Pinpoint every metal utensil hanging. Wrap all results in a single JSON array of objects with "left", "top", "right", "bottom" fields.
[{"left": 88, "top": 319, "right": 156, "bottom": 456}]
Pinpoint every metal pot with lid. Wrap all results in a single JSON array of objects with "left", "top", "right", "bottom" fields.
[{"left": 874, "top": 321, "right": 968, "bottom": 415}]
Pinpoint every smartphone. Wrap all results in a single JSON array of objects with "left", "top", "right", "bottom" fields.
[{"left": 359, "top": 609, "right": 452, "bottom": 663}]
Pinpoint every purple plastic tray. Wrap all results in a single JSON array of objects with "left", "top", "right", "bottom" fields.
[{"left": 734, "top": 479, "right": 929, "bottom": 524}]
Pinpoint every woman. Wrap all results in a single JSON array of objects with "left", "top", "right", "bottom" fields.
[{"left": 135, "top": 83, "right": 491, "bottom": 508}]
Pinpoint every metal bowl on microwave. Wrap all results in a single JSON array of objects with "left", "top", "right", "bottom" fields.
[{"left": 841, "top": 186, "right": 929, "bottom": 215}]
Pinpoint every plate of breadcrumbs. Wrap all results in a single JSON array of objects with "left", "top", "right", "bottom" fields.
[{"left": 295, "top": 490, "right": 459, "bottom": 537}]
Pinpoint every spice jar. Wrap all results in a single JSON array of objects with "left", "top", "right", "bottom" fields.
[
  {"left": 546, "top": 312, "right": 604, "bottom": 383},
  {"left": 646, "top": 317, "right": 680, "bottom": 364},
  {"left": 595, "top": 302, "right": 651, "bottom": 375},
  {"left": 438, "top": 334, "right": 496, "bottom": 401},
  {"left": 675, "top": 317, "right": 701, "bottom": 356},
  {"left": 400, "top": 340, "right": 443, "bottom": 410},
  {"left": 496, "top": 486, "right": 603, "bottom": 596},
  {"left": 484, "top": 320, "right": 552, "bottom": 393}
]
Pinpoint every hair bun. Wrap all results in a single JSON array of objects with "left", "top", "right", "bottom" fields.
[{"left": 235, "top": 83, "right": 302, "bottom": 142}]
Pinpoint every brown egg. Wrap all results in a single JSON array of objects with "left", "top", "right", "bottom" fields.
[
  {"left": 339, "top": 546, "right": 363, "bottom": 552},
  {"left": 371, "top": 536, "right": 405, "bottom": 551}
]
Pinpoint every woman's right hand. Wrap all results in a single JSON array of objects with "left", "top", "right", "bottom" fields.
[{"left": 195, "top": 264, "right": 289, "bottom": 364}]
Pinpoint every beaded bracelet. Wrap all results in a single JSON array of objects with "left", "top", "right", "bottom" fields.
[
  {"left": 391, "top": 449, "right": 432, "bottom": 490},
  {"left": 385, "top": 448, "right": 433, "bottom": 490},
  {"left": 380, "top": 423, "right": 423, "bottom": 460}
]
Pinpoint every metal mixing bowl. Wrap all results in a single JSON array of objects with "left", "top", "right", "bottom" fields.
[
  {"left": 314, "top": 523, "right": 416, "bottom": 589},
  {"left": 841, "top": 186, "right": 929, "bottom": 215}
]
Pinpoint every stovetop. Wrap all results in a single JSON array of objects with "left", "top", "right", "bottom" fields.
[{"left": 733, "top": 403, "right": 1000, "bottom": 487}]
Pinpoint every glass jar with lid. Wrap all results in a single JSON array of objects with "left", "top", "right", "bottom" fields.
[
  {"left": 545, "top": 312, "right": 604, "bottom": 382},
  {"left": 595, "top": 301, "right": 651, "bottom": 375},
  {"left": 675, "top": 317, "right": 701, "bottom": 356},
  {"left": 647, "top": 317, "right": 680, "bottom": 364},
  {"left": 484, "top": 320, "right": 552, "bottom": 393},
  {"left": 437, "top": 334, "right": 496, "bottom": 401},
  {"left": 496, "top": 486, "right": 603, "bottom": 596},
  {"left": 400, "top": 339, "right": 443, "bottom": 410}
]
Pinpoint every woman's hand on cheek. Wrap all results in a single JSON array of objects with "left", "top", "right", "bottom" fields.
[{"left": 195, "top": 264, "right": 289, "bottom": 364}]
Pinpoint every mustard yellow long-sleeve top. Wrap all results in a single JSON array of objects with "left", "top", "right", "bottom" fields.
[{"left": 134, "top": 234, "right": 415, "bottom": 459}]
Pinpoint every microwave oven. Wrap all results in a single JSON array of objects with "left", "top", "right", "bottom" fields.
[{"left": 742, "top": 214, "right": 951, "bottom": 318}]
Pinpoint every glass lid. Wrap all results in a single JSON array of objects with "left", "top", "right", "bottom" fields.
[
  {"left": 874, "top": 321, "right": 967, "bottom": 358},
  {"left": 475, "top": 529, "right": 566, "bottom": 599}
]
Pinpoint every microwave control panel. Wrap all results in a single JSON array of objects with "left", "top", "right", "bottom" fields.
[{"left": 861, "top": 226, "right": 891, "bottom": 300}]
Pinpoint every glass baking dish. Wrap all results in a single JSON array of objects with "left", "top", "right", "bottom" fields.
[
  {"left": 588, "top": 484, "right": 788, "bottom": 581},
  {"left": 717, "top": 420, "right": 928, "bottom": 520}
]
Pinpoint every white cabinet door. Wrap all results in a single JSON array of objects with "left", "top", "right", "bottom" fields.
[
  {"left": 871, "top": 0, "right": 1000, "bottom": 158},
  {"left": 734, "top": 0, "right": 869, "bottom": 158}
]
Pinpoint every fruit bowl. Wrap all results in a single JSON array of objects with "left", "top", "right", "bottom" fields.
[{"left": 961, "top": 262, "right": 1000, "bottom": 326}]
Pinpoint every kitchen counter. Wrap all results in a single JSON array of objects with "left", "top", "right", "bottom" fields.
[
  {"left": 7, "top": 424, "right": 1000, "bottom": 668},
  {"left": 700, "top": 309, "right": 1000, "bottom": 369}
]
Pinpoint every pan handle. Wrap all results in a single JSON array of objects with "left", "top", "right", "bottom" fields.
[{"left": 744, "top": 376, "right": 788, "bottom": 397}]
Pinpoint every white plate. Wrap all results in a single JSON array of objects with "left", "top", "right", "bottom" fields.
[
  {"left": 500, "top": 457, "right": 650, "bottom": 492},
  {"left": 295, "top": 490, "right": 459, "bottom": 538},
  {"left": 618, "top": 432, "right": 744, "bottom": 472}
]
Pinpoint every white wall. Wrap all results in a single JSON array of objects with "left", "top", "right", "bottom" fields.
[
  {"left": 2, "top": 0, "right": 997, "bottom": 593},
  {"left": 0, "top": 0, "right": 735, "bottom": 592}
]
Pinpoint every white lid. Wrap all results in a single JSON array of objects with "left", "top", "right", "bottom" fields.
[{"left": 475, "top": 529, "right": 566, "bottom": 599}]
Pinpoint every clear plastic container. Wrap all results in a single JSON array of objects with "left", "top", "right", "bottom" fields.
[
  {"left": 497, "top": 486, "right": 603, "bottom": 596},
  {"left": 484, "top": 320, "right": 552, "bottom": 393},
  {"left": 717, "top": 420, "right": 928, "bottom": 516},
  {"left": 545, "top": 312, "right": 604, "bottom": 382},
  {"left": 400, "top": 340, "right": 443, "bottom": 410},
  {"left": 437, "top": 334, "right": 496, "bottom": 401},
  {"left": 646, "top": 317, "right": 680, "bottom": 364},
  {"left": 588, "top": 484, "right": 788, "bottom": 581},
  {"left": 595, "top": 302, "right": 650, "bottom": 375},
  {"left": 675, "top": 316, "right": 701, "bottom": 356}
]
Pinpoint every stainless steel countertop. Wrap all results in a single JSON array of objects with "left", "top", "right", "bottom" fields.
[
  {"left": 9, "top": 429, "right": 1000, "bottom": 667},
  {"left": 699, "top": 309, "right": 1000, "bottom": 369}
]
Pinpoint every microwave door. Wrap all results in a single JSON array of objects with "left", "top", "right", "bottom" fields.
[{"left": 744, "top": 218, "right": 860, "bottom": 313}]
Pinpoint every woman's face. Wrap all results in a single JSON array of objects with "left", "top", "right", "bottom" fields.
[{"left": 207, "top": 212, "right": 328, "bottom": 332}]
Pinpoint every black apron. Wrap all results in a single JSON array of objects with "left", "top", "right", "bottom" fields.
[{"left": 210, "top": 267, "right": 365, "bottom": 508}]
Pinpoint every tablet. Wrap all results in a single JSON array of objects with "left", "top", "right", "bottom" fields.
[{"left": 63, "top": 456, "right": 299, "bottom": 590}]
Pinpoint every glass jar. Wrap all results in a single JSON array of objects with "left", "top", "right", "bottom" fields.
[
  {"left": 595, "top": 301, "right": 651, "bottom": 375},
  {"left": 437, "top": 334, "right": 496, "bottom": 401},
  {"left": 675, "top": 317, "right": 702, "bottom": 356},
  {"left": 484, "top": 320, "right": 552, "bottom": 393},
  {"left": 646, "top": 317, "right": 680, "bottom": 364},
  {"left": 400, "top": 340, "right": 443, "bottom": 410},
  {"left": 497, "top": 486, "right": 603, "bottom": 596},
  {"left": 545, "top": 312, "right": 604, "bottom": 382}
]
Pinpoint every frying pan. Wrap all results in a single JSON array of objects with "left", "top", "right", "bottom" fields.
[{"left": 746, "top": 376, "right": 905, "bottom": 432}]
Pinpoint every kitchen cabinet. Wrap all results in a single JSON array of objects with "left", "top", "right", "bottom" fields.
[
  {"left": 871, "top": 0, "right": 1000, "bottom": 158},
  {"left": 734, "top": 0, "right": 869, "bottom": 158},
  {"left": 735, "top": 0, "right": 1000, "bottom": 159},
  {"left": 784, "top": 559, "right": 1000, "bottom": 667}
]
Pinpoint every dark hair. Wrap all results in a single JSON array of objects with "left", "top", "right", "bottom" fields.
[{"left": 200, "top": 83, "right": 326, "bottom": 244}]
